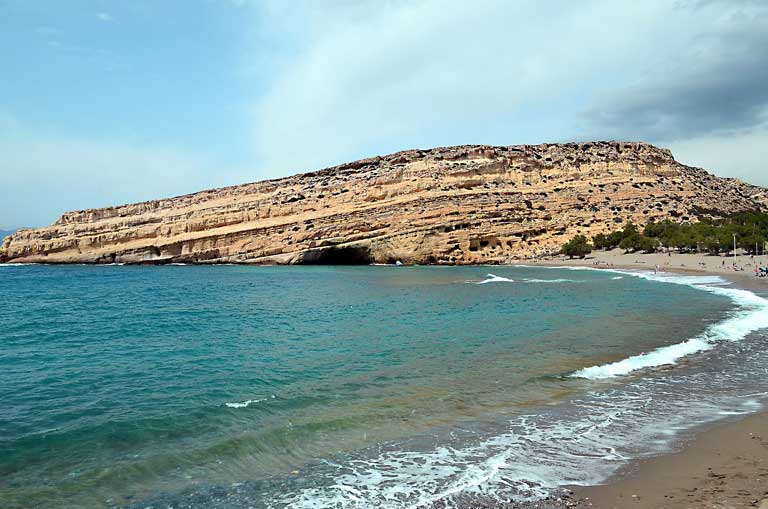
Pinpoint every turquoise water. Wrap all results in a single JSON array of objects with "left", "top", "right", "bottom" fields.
[{"left": 1, "top": 265, "right": 766, "bottom": 508}]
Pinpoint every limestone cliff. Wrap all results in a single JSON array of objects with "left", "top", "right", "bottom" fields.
[{"left": 2, "top": 142, "right": 766, "bottom": 265}]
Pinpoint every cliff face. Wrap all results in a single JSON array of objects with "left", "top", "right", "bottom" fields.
[{"left": 2, "top": 142, "right": 766, "bottom": 265}]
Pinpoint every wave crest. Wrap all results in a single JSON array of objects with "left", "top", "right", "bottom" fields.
[
  {"left": 474, "top": 274, "right": 515, "bottom": 284},
  {"left": 573, "top": 271, "right": 768, "bottom": 380}
]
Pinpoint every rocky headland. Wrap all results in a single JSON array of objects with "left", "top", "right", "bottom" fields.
[{"left": 2, "top": 141, "right": 766, "bottom": 265}]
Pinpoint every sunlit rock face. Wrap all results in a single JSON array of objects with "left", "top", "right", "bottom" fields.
[{"left": 2, "top": 142, "right": 766, "bottom": 265}]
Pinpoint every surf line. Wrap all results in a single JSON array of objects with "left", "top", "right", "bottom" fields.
[{"left": 555, "top": 267, "right": 768, "bottom": 379}]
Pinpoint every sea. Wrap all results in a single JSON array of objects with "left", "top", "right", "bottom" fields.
[{"left": 1, "top": 264, "right": 767, "bottom": 509}]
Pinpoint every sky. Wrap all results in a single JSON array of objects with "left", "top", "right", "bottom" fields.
[{"left": 0, "top": 0, "right": 766, "bottom": 229}]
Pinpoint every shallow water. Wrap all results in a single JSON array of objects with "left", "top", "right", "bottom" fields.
[{"left": 0, "top": 265, "right": 765, "bottom": 508}]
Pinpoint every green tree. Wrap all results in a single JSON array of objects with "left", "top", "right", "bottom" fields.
[
  {"left": 638, "top": 235, "right": 660, "bottom": 253},
  {"left": 588, "top": 213, "right": 768, "bottom": 255},
  {"left": 607, "top": 230, "right": 624, "bottom": 248},
  {"left": 561, "top": 235, "right": 593, "bottom": 259},
  {"left": 592, "top": 233, "right": 610, "bottom": 249},
  {"left": 622, "top": 221, "right": 639, "bottom": 238},
  {"left": 619, "top": 234, "right": 640, "bottom": 252},
  {"left": 702, "top": 236, "right": 721, "bottom": 255},
  {"left": 643, "top": 220, "right": 663, "bottom": 238}
]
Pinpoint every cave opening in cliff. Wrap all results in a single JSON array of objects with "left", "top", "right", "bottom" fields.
[{"left": 301, "top": 246, "right": 373, "bottom": 265}]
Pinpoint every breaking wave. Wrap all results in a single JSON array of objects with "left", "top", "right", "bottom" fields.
[
  {"left": 271, "top": 368, "right": 768, "bottom": 508},
  {"left": 573, "top": 271, "right": 768, "bottom": 379},
  {"left": 471, "top": 275, "right": 578, "bottom": 284},
  {"left": 474, "top": 273, "right": 514, "bottom": 284}
]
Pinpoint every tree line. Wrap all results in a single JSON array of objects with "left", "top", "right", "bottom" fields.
[{"left": 561, "top": 212, "right": 768, "bottom": 258}]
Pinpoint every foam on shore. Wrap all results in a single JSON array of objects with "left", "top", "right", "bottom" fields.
[
  {"left": 271, "top": 356, "right": 768, "bottom": 508},
  {"left": 573, "top": 270, "right": 768, "bottom": 379}
]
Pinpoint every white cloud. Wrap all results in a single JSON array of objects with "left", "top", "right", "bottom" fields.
[
  {"left": 584, "top": 1, "right": 768, "bottom": 142},
  {"left": 244, "top": 0, "right": 768, "bottom": 187},
  {"left": 96, "top": 12, "right": 113, "bottom": 22},
  {"left": 244, "top": 1, "right": 674, "bottom": 174}
]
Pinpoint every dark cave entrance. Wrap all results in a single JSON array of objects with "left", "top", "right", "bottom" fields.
[{"left": 300, "top": 246, "right": 373, "bottom": 265}]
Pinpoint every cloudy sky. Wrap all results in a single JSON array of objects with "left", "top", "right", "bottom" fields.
[{"left": 1, "top": 0, "right": 766, "bottom": 228}]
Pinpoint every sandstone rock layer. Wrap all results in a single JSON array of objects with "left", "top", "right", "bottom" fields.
[{"left": 2, "top": 142, "right": 766, "bottom": 265}]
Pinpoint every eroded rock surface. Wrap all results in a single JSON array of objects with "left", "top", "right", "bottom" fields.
[{"left": 2, "top": 142, "right": 766, "bottom": 265}]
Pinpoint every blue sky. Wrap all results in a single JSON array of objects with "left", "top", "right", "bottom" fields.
[
  {"left": 1, "top": 1, "right": 252, "bottom": 158},
  {"left": 1, "top": 0, "right": 767, "bottom": 229}
]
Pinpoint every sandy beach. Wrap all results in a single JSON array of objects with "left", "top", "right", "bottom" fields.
[
  {"left": 529, "top": 249, "right": 768, "bottom": 508},
  {"left": 535, "top": 249, "right": 768, "bottom": 291},
  {"left": 574, "top": 413, "right": 768, "bottom": 508}
]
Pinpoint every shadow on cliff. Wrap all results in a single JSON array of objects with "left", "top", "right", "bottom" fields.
[{"left": 298, "top": 246, "right": 373, "bottom": 265}]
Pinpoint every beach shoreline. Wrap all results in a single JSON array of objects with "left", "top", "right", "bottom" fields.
[
  {"left": 529, "top": 248, "right": 768, "bottom": 291},
  {"left": 520, "top": 250, "right": 768, "bottom": 508},
  {"left": 571, "top": 411, "right": 768, "bottom": 508}
]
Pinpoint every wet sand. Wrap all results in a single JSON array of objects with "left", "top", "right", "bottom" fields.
[
  {"left": 451, "top": 411, "right": 768, "bottom": 508},
  {"left": 424, "top": 418, "right": 768, "bottom": 509},
  {"left": 573, "top": 412, "right": 768, "bottom": 508}
]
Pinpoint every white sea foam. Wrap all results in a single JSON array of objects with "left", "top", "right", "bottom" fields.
[
  {"left": 473, "top": 266, "right": 767, "bottom": 380},
  {"left": 474, "top": 273, "right": 514, "bottom": 284},
  {"left": 573, "top": 270, "right": 768, "bottom": 380},
  {"left": 273, "top": 383, "right": 768, "bottom": 508},
  {"left": 226, "top": 399, "right": 265, "bottom": 408},
  {"left": 574, "top": 337, "right": 715, "bottom": 379},
  {"left": 522, "top": 278, "right": 578, "bottom": 283},
  {"left": 473, "top": 273, "right": 574, "bottom": 284},
  {"left": 225, "top": 395, "right": 275, "bottom": 408}
]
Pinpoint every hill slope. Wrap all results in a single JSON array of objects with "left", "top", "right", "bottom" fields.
[{"left": 2, "top": 142, "right": 766, "bottom": 265}]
